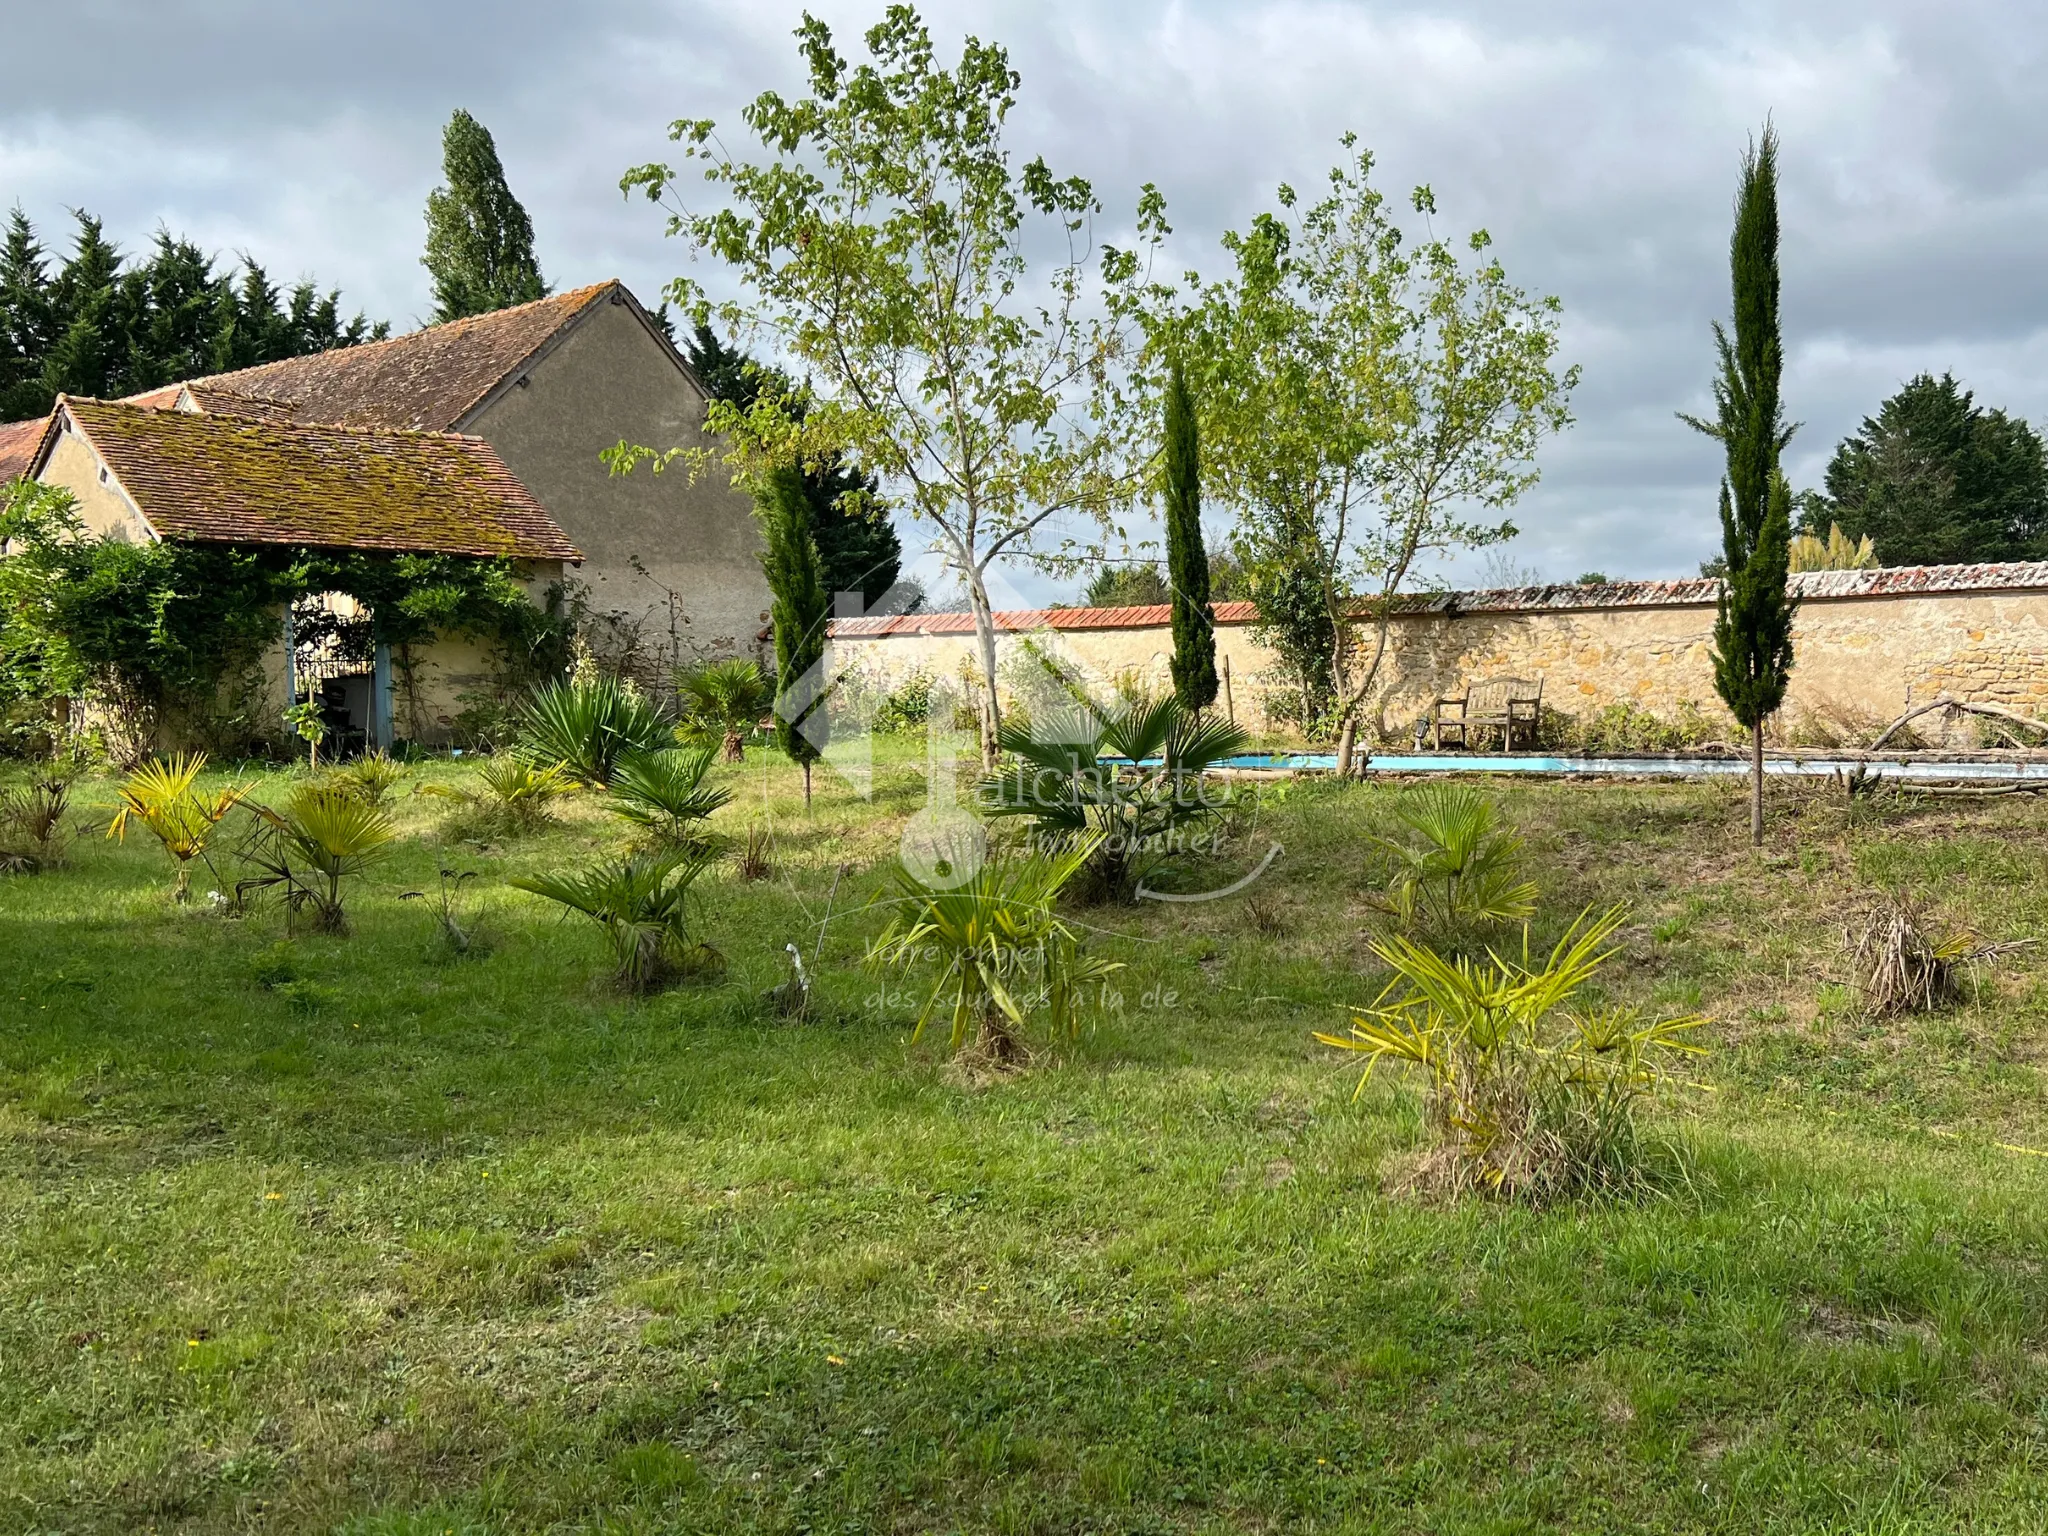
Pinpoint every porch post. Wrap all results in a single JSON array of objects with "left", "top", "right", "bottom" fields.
[{"left": 371, "top": 641, "right": 393, "bottom": 752}]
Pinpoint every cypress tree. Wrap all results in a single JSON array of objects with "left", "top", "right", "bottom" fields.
[
  {"left": 1163, "top": 359, "right": 1217, "bottom": 712},
  {"left": 759, "top": 462, "right": 831, "bottom": 806},
  {"left": 1685, "top": 127, "right": 1797, "bottom": 847},
  {"left": 422, "top": 110, "right": 547, "bottom": 323}
]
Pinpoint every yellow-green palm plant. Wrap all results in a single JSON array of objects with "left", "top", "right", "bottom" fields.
[
  {"left": 242, "top": 786, "right": 396, "bottom": 934},
  {"left": 866, "top": 837, "right": 1123, "bottom": 1064},
  {"left": 107, "top": 753, "right": 250, "bottom": 900},
  {"left": 420, "top": 757, "right": 578, "bottom": 835},
  {"left": 1317, "top": 906, "right": 1704, "bottom": 1199}
]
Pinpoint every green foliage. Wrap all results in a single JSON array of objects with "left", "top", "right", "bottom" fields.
[
  {"left": 608, "top": 746, "right": 732, "bottom": 844},
  {"left": 1685, "top": 127, "right": 1797, "bottom": 842},
  {"left": 627, "top": 8, "right": 1165, "bottom": 758},
  {"left": 1178, "top": 138, "right": 1576, "bottom": 743},
  {"left": 107, "top": 753, "right": 249, "bottom": 899},
  {"left": 422, "top": 110, "right": 547, "bottom": 323},
  {"left": 1239, "top": 543, "right": 1338, "bottom": 731},
  {"left": 869, "top": 668, "right": 936, "bottom": 735},
  {"left": 758, "top": 464, "right": 829, "bottom": 787},
  {"left": 512, "top": 850, "right": 722, "bottom": 993},
  {"left": 1540, "top": 700, "right": 1716, "bottom": 756},
  {"left": 242, "top": 786, "right": 398, "bottom": 935},
  {"left": 980, "top": 695, "right": 1249, "bottom": 902},
  {"left": 1164, "top": 359, "right": 1219, "bottom": 714},
  {"left": 519, "top": 677, "right": 668, "bottom": 788},
  {"left": 1369, "top": 783, "right": 1538, "bottom": 939},
  {"left": 675, "top": 656, "right": 769, "bottom": 762},
  {"left": 1802, "top": 373, "right": 2048, "bottom": 566},
  {"left": 681, "top": 324, "right": 902, "bottom": 607},
  {"left": 420, "top": 756, "right": 576, "bottom": 836},
  {"left": 1076, "top": 565, "right": 1168, "bottom": 608},
  {"left": 0, "top": 206, "right": 382, "bottom": 420},
  {"left": 867, "top": 839, "right": 1123, "bottom": 1062},
  {"left": 1318, "top": 907, "right": 1705, "bottom": 1199}
]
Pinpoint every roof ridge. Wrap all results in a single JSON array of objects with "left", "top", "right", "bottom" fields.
[
  {"left": 67, "top": 395, "right": 490, "bottom": 445},
  {"left": 200, "top": 280, "right": 618, "bottom": 390}
]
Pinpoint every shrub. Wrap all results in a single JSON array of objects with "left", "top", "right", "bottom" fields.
[
  {"left": 520, "top": 677, "right": 668, "bottom": 787},
  {"left": 0, "top": 773, "right": 73, "bottom": 873},
  {"left": 107, "top": 753, "right": 250, "bottom": 900},
  {"left": 1539, "top": 700, "right": 1716, "bottom": 756},
  {"left": 239, "top": 785, "right": 397, "bottom": 934},
  {"left": 421, "top": 757, "right": 578, "bottom": 837},
  {"left": 871, "top": 668, "right": 936, "bottom": 735},
  {"left": 326, "top": 751, "right": 408, "bottom": 807},
  {"left": 866, "top": 839, "right": 1123, "bottom": 1063},
  {"left": 675, "top": 658, "right": 770, "bottom": 762},
  {"left": 979, "top": 695, "right": 1249, "bottom": 902},
  {"left": 1319, "top": 908, "right": 1704, "bottom": 1200},
  {"left": 608, "top": 747, "right": 733, "bottom": 844},
  {"left": 513, "top": 850, "right": 723, "bottom": 993},
  {"left": 1368, "top": 783, "right": 1537, "bottom": 940}
]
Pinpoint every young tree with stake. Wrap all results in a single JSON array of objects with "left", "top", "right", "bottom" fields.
[
  {"left": 621, "top": 8, "right": 1165, "bottom": 766},
  {"left": 1164, "top": 358, "right": 1218, "bottom": 714},
  {"left": 1682, "top": 127, "right": 1797, "bottom": 847}
]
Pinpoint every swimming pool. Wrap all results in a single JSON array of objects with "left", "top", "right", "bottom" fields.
[{"left": 1211, "top": 752, "right": 2048, "bottom": 783}]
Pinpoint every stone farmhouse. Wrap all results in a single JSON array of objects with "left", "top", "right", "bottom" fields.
[{"left": 0, "top": 281, "right": 771, "bottom": 750}]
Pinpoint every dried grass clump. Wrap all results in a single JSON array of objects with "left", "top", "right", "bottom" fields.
[{"left": 1846, "top": 895, "right": 2031, "bottom": 1016}]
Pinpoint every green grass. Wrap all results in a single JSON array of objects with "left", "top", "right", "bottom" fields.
[{"left": 8, "top": 746, "right": 2048, "bottom": 1531}]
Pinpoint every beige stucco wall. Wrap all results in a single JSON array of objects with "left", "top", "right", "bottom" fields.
[
  {"left": 831, "top": 586, "right": 2048, "bottom": 743},
  {"left": 38, "top": 427, "right": 153, "bottom": 542},
  {"left": 467, "top": 297, "right": 770, "bottom": 674}
]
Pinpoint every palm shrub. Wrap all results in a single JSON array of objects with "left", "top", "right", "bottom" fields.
[
  {"left": 421, "top": 757, "right": 578, "bottom": 836},
  {"left": 1318, "top": 907, "right": 1704, "bottom": 1199},
  {"left": 513, "top": 850, "right": 722, "bottom": 992},
  {"left": 1368, "top": 783, "right": 1538, "bottom": 940},
  {"left": 327, "top": 751, "right": 408, "bottom": 807},
  {"left": 520, "top": 676, "right": 668, "bottom": 787},
  {"left": 979, "top": 695, "right": 1248, "bottom": 902},
  {"left": 240, "top": 785, "right": 397, "bottom": 934},
  {"left": 108, "top": 753, "right": 249, "bottom": 900},
  {"left": 609, "top": 746, "right": 733, "bottom": 844},
  {"left": 676, "top": 658, "right": 770, "bottom": 762},
  {"left": 0, "top": 774, "right": 73, "bottom": 873},
  {"left": 867, "top": 839, "right": 1124, "bottom": 1063}
]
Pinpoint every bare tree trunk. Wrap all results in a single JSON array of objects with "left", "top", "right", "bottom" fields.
[
  {"left": 964, "top": 565, "right": 1003, "bottom": 770},
  {"left": 803, "top": 760, "right": 813, "bottom": 810},
  {"left": 1334, "top": 718, "right": 1359, "bottom": 776},
  {"left": 1750, "top": 722, "right": 1764, "bottom": 847}
]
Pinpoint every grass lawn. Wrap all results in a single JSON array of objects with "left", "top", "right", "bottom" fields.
[{"left": 7, "top": 741, "right": 2048, "bottom": 1533}]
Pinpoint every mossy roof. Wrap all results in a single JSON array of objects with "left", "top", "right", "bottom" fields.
[
  {"left": 0, "top": 415, "right": 46, "bottom": 483},
  {"left": 178, "top": 283, "right": 620, "bottom": 431},
  {"left": 54, "top": 397, "right": 581, "bottom": 561}
]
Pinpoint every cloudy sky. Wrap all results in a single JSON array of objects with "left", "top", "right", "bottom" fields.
[{"left": 5, "top": 1, "right": 2045, "bottom": 596}]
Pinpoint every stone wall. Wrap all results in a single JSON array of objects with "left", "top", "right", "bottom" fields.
[{"left": 826, "top": 567, "right": 2048, "bottom": 745}]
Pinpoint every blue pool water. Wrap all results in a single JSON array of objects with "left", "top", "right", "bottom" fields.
[{"left": 1211, "top": 752, "right": 2048, "bottom": 783}]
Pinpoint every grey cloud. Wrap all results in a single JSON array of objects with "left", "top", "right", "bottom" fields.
[{"left": 5, "top": 0, "right": 2047, "bottom": 590}]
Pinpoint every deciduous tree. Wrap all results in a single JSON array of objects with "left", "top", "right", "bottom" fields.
[
  {"left": 623, "top": 7, "right": 1165, "bottom": 764},
  {"left": 1181, "top": 140, "right": 1575, "bottom": 770},
  {"left": 422, "top": 110, "right": 547, "bottom": 323}
]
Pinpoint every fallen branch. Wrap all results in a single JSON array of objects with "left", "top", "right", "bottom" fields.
[{"left": 1870, "top": 692, "right": 2048, "bottom": 751}]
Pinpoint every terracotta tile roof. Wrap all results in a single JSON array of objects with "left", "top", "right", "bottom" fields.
[
  {"left": 181, "top": 282, "right": 620, "bottom": 431},
  {"left": 829, "top": 564, "right": 2048, "bottom": 637},
  {"left": 0, "top": 415, "right": 48, "bottom": 484},
  {"left": 121, "top": 384, "right": 186, "bottom": 411},
  {"left": 55, "top": 397, "right": 581, "bottom": 561}
]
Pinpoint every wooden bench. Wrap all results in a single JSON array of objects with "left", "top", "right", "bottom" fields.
[{"left": 1432, "top": 677, "right": 1543, "bottom": 752}]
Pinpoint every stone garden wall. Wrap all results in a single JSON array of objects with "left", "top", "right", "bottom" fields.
[{"left": 827, "top": 563, "right": 2048, "bottom": 745}]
